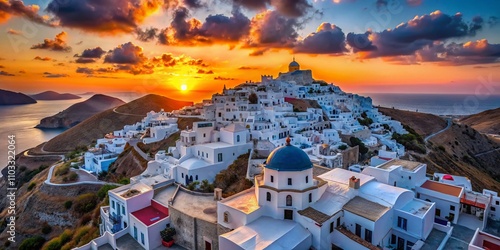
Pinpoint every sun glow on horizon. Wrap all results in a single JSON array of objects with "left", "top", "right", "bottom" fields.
[{"left": 180, "top": 84, "right": 188, "bottom": 91}]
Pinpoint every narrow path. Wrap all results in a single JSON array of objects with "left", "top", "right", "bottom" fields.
[
  {"left": 112, "top": 107, "right": 144, "bottom": 117},
  {"left": 128, "top": 139, "right": 153, "bottom": 161},
  {"left": 475, "top": 148, "right": 500, "bottom": 157},
  {"left": 425, "top": 118, "right": 452, "bottom": 142},
  {"left": 44, "top": 163, "right": 120, "bottom": 186}
]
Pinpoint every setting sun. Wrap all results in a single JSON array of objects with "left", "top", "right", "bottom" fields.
[{"left": 180, "top": 84, "right": 187, "bottom": 91}]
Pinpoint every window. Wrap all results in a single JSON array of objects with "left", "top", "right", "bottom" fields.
[
  {"left": 436, "top": 209, "right": 441, "bottom": 217},
  {"left": 196, "top": 175, "right": 198, "bottom": 180},
  {"left": 365, "top": 229, "right": 372, "bottom": 243},
  {"left": 337, "top": 217, "right": 341, "bottom": 227},
  {"left": 409, "top": 176, "right": 412, "bottom": 180},
  {"left": 141, "top": 232, "right": 144, "bottom": 245},
  {"left": 450, "top": 205, "right": 455, "bottom": 211},
  {"left": 286, "top": 195, "right": 292, "bottom": 206},
  {"left": 122, "top": 206, "right": 125, "bottom": 215},
  {"left": 397, "top": 217, "right": 407, "bottom": 230},
  {"left": 288, "top": 178, "right": 292, "bottom": 185},
  {"left": 391, "top": 234, "right": 396, "bottom": 244},
  {"left": 198, "top": 151, "right": 200, "bottom": 156},
  {"left": 182, "top": 173, "right": 184, "bottom": 178},
  {"left": 223, "top": 212, "right": 229, "bottom": 223},
  {"left": 266, "top": 192, "right": 271, "bottom": 201},
  {"left": 237, "top": 135, "right": 240, "bottom": 142},
  {"left": 492, "top": 206, "right": 496, "bottom": 211},
  {"left": 112, "top": 200, "right": 115, "bottom": 209},
  {"left": 309, "top": 193, "right": 312, "bottom": 203},
  {"left": 496, "top": 201, "right": 499, "bottom": 205},
  {"left": 355, "top": 224, "right": 361, "bottom": 237},
  {"left": 203, "top": 133, "right": 206, "bottom": 138},
  {"left": 218, "top": 153, "right": 223, "bottom": 162},
  {"left": 416, "top": 193, "right": 420, "bottom": 199},
  {"left": 305, "top": 176, "right": 309, "bottom": 183},
  {"left": 330, "top": 222, "right": 334, "bottom": 233},
  {"left": 270, "top": 175, "right": 274, "bottom": 183},
  {"left": 407, "top": 241, "right": 414, "bottom": 250}
]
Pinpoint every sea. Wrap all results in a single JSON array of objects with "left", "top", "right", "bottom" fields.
[
  {"left": 1, "top": 92, "right": 499, "bottom": 169},
  {"left": 0, "top": 93, "right": 144, "bottom": 170}
]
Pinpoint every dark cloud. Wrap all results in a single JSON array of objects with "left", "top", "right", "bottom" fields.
[
  {"left": 294, "top": 23, "right": 347, "bottom": 54},
  {"left": 231, "top": 0, "right": 314, "bottom": 18},
  {"left": 19, "top": 70, "right": 26, "bottom": 74},
  {"left": 34, "top": 56, "right": 52, "bottom": 61},
  {"left": 245, "top": 10, "right": 299, "bottom": 50},
  {"left": 0, "top": 0, "right": 53, "bottom": 26},
  {"left": 79, "top": 47, "right": 105, "bottom": 58},
  {"left": 469, "top": 16, "right": 484, "bottom": 36},
  {"left": 158, "top": 7, "right": 251, "bottom": 45},
  {"left": 104, "top": 42, "right": 147, "bottom": 64},
  {"left": 43, "top": 72, "right": 68, "bottom": 78},
  {"left": 136, "top": 27, "right": 159, "bottom": 42},
  {"left": 197, "top": 69, "right": 214, "bottom": 74},
  {"left": 0, "top": 65, "right": 3, "bottom": 68},
  {"left": 353, "top": 11, "right": 484, "bottom": 59},
  {"left": 75, "top": 58, "right": 96, "bottom": 64},
  {"left": 346, "top": 32, "right": 377, "bottom": 52},
  {"left": 31, "top": 32, "right": 72, "bottom": 52},
  {"left": 0, "top": 70, "right": 14, "bottom": 76},
  {"left": 441, "top": 40, "right": 500, "bottom": 65},
  {"left": 46, "top": 0, "right": 164, "bottom": 34},
  {"left": 76, "top": 67, "right": 94, "bottom": 74},
  {"left": 214, "top": 76, "right": 236, "bottom": 80}
]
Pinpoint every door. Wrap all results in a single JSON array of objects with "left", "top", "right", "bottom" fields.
[
  {"left": 205, "top": 241, "right": 212, "bottom": 250},
  {"left": 397, "top": 237, "right": 405, "bottom": 250},
  {"left": 284, "top": 210, "right": 293, "bottom": 220}
]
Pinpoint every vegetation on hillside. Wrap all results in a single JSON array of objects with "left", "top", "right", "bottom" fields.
[
  {"left": 214, "top": 153, "right": 253, "bottom": 197},
  {"left": 392, "top": 125, "right": 426, "bottom": 154}
]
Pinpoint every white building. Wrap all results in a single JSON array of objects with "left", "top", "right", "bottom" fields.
[
  {"left": 217, "top": 139, "right": 435, "bottom": 250},
  {"left": 83, "top": 135, "right": 126, "bottom": 173}
]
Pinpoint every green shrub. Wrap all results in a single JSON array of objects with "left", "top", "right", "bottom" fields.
[
  {"left": 97, "top": 184, "right": 118, "bottom": 200},
  {"left": 349, "top": 137, "right": 368, "bottom": 154},
  {"left": 73, "top": 193, "right": 98, "bottom": 214},
  {"left": 338, "top": 145, "right": 347, "bottom": 150},
  {"left": 28, "top": 182, "right": 36, "bottom": 191},
  {"left": 64, "top": 200, "right": 73, "bottom": 209},
  {"left": 19, "top": 236, "right": 46, "bottom": 250},
  {"left": 55, "top": 164, "right": 70, "bottom": 176},
  {"left": 42, "top": 237, "right": 61, "bottom": 250},
  {"left": 199, "top": 179, "right": 214, "bottom": 192},
  {"left": 42, "top": 222, "right": 52, "bottom": 234},
  {"left": 118, "top": 178, "right": 130, "bottom": 185},
  {"left": 187, "top": 181, "right": 199, "bottom": 191},
  {"left": 60, "top": 229, "right": 73, "bottom": 245},
  {"left": 68, "top": 172, "right": 78, "bottom": 182}
]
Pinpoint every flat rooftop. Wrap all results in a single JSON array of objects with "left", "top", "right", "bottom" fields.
[
  {"left": 110, "top": 182, "right": 152, "bottom": 200},
  {"left": 131, "top": 205, "right": 168, "bottom": 226},
  {"left": 221, "top": 188, "right": 260, "bottom": 214},
  {"left": 154, "top": 185, "right": 218, "bottom": 223},
  {"left": 198, "top": 142, "right": 240, "bottom": 149},
  {"left": 399, "top": 198, "right": 432, "bottom": 218},
  {"left": 378, "top": 159, "right": 423, "bottom": 172},
  {"left": 420, "top": 180, "right": 463, "bottom": 197},
  {"left": 343, "top": 196, "right": 390, "bottom": 222}
]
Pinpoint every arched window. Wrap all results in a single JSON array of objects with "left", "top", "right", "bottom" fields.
[
  {"left": 286, "top": 195, "right": 292, "bottom": 206},
  {"left": 309, "top": 193, "right": 312, "bottom": 203},
  {"left": 237, "top": 135, "right": 240, "bottom": 142},
  {"left": 224, "top": 211, "right": 229, "bottom": 223},
  {"left": 266, "top": 192, "right": 271, "bottom": 201}
]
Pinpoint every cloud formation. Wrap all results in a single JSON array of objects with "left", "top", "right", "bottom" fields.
[
  {"left": 31, "top": 32, "right": 72, "bottom": 52},
  {"left": 0, "top": 70, "right": 14, "bottom": 76},
  {"left": 74, "top": 47, "right": 105, "bottom": 63},
  {"left": 43, "top": 72, "right": 69, "bottom": 78},
  {"left": 244, "top": 10, "right": 299, "bottom": 49},
  {"left": 7, "top": 28, "right": 22, "bottom": 35},
  {"left": 294, "top": 23, "right": 347, "bottom": 54},
  {"left": 0, "top": 0, "right": 51, "bottom": 25},
  {"left": 231, "top": 0, "right": 313, "bottom": 18},
  {"left": 34, "top": 56, "right": 52, "bottom": 61},
  {"left": 46, "top": 0, "right": 164, "bottom": 34}
]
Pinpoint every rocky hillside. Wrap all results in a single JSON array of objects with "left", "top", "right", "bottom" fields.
[
  {"left": 382, "top": 108, "right": 500, "bottom": 192},
  {"left": 460, "top": 107, "right": 500, "bottom": 135},
  {"left": 0, "top": 89, "right": 36, "bottom": 105},
  {"left": 43, "top": 94, "right": 193, "bottom": 152},
  {"left": 36, "top": 94, "right": 125, "bottom": 129},
  {"left": 378, "top": 107, "right": 447, "bottom": 137},
  {"left": 30, "top": 91, "right": 81, "bottom": 100}
]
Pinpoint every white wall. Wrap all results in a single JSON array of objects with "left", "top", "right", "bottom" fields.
[{"left": 416, "top": 191, "right": 460, "bottom": 224}]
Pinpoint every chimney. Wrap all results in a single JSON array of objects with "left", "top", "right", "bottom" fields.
[
  {"left": 349, "top": 176, "right": 360, "bottom": 189},
  {"left": 214, "top": 188, "right": 223, "bottom": 201}
]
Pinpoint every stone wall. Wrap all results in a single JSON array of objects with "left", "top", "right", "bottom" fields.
[
  {"left": 342, "top": 145, "right": 359, "bottom": 169},
  {"left": 169, "top": 206, "right": 219, "bottom": 250}
]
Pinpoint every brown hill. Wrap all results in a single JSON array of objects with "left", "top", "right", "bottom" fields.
[
  {"left": 378, "top": 107, "right": 447, "bottom": 137},
  {"left": 460, "top": 107, "right": 500, "bottom": 135},
  {"left": 36, "top": 94, "right": 125, "bottom": 129},
  {"left": 0, "top": 89, "right": 37, "bottom": 105},
  {"left": 30, "top": 91, "right": 81, "bottom": 100},
  {"left": 43, "top": 94, "right": 193, "bottom": 152},
  {"left": 379, "top": 108, "right": 499, "bottom": 192}
]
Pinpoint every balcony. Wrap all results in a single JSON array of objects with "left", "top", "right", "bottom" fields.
[{"left": 101, "top": 206, "right": 123, "bottom": 234}]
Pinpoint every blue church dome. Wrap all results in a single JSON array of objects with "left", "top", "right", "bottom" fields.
[{"left": 265, "top": 138, "right": 312, "bottom": 171}]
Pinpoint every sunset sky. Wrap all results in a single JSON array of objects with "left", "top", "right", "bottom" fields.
[{"left": 1, "top": 0, "right": 500, "bottom": 102}]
